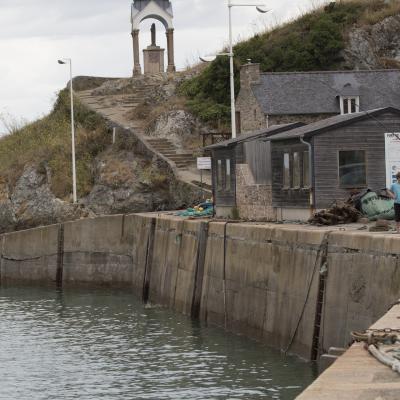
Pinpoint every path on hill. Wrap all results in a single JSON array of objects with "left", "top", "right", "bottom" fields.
[{"left": 76, "top": 75, "right": 212, "bottom": 195}]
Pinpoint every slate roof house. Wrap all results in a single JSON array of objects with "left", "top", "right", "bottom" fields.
[
  {"left": 235, "top": 63, "right": 400, "bottom": 133},
  {"left": 208, "top": 107, "right": 400, "bottom": 221}
]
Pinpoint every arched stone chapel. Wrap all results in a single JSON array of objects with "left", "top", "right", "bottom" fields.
[{"left": 131, "top": 0, "right": 176, "bottom": 75}]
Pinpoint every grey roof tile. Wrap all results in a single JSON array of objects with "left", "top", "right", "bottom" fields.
[
  {"left": 252, "top": 70, "right": 400, "bottom": 115},
  {"left": 268, "top": 107, "right": 400, "bottom": 141},
  {"left": 204, "top": 122, "right": 304, "bottom": 150}
]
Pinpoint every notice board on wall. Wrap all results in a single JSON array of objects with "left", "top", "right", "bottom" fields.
[{"left": 385, "top": 133, "right": 400, "bottom": 188}]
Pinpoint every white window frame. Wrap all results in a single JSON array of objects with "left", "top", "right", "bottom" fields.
[{"left": 340, "top": 96, "right": 360, "bottom": 115}]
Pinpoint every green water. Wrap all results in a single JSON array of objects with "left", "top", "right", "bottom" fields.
[{"left": 0, "top": 287, "right": 316, "bottom": 399}]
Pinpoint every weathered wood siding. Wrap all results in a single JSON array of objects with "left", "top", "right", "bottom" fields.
[
  {"left": 244, "top": 140, "right": 272, "bottom": 185},
  {"left": 271, "top": 139, "right": 309, "bottom": 207},
  {"left": 211, "top": 148, "right": 236, "bottom": 207},
  {"left": 313, "top": 112, "right": 399, "bottom": 209}
]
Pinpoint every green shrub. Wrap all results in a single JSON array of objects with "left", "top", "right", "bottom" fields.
[
  {"left": 0, "top": 89, "right": 110, "bottom": 199},
  {"left": 178, "top": 56, "right": 240, "bottom": 127}
]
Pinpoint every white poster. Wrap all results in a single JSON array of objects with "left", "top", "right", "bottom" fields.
[
  {"left": 197, "top": 157, "right": 212, "bottom": 170},
  {"left": 385, "top": 133, "right": 400, "bottom": 188}
]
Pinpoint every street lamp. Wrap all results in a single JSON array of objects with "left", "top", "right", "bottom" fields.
[
  {"left": 228, "top": 1, "right": 268, "bottom": 139},
  {"left": 58, "top": 58, "right": 77, "bottom": 203}
]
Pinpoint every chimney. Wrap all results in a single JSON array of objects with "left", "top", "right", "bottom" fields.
[{"left": 240, "top": 62, "right": 260, "bottom": 89}]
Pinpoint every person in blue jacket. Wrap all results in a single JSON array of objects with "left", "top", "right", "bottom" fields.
[{"left": 388, "top": 171, "right": 400, "bottom": 233}]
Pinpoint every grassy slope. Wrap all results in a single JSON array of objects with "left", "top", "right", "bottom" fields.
[
  {"left": 179, "top": 0, "right": 400, "bottom": 127},
  {"left": 0, "top": 90, "right": 110, "bottom": 199}
]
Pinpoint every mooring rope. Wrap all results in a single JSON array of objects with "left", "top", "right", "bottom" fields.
[{"left": 351, "top": 304, "right": 400, "bottom": 375}]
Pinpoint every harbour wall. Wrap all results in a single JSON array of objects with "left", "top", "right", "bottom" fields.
[{"left": 0, "top": 213, "right": 399, "bottom": 360}]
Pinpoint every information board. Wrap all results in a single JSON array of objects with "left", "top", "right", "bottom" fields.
[
  {"left": 197, "top": 157, "right": 212, "bottom": 170},
  {"left": 385, "top": 133, "right": 400, "bottom": 188}
]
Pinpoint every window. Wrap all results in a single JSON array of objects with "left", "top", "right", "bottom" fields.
[
  {"left": 226, "top": 159, "right": 231, "bottom": 191},
  {"left": 340, "top": 96, "right": 360, "bottom": 115},
  {"left": 217, "top": 160, "right": 223, "bottom": 190},
  {"left": 283, "top": 151, "right": 311, "bottom": 189},
  {"left": 283, "top": 153, "right": 290, "bottom": 188},
  {"left": 338, "top": 150, "right": 367, "bottom": 187},
  {"left": 216, "top": 158, "right": 233, "bottom": 192},
  {"left": 303, "top": 151, "right": 310, "bottom": 188}
]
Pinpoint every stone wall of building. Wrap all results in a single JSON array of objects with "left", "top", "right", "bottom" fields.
[
  {"left": 235, "top": 164, "right": 276, "bottom": 221},
  {"left": 236, "top": 63, "right": 266, "bottom": 133},
  {"left": 236, "top": 89, "right": 266, "bottom": 133}
]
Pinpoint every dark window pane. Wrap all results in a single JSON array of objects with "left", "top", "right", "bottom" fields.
[
  {"left": 342, "top": 98, "right": 349, "bottom": 114},
  {"left": 303, "top": 151, "right": 310, "bottom": 187},
  {"left": 339, "top": 150, "right": 366, "bottom": 187},
  {"left": 350, "top": 98, "right": 357, "bottom": 113},
  {"left": 293, "top": 152, "right": 301, "bottom": 187},
  {"left": 217, "top": 160, "right": 223, "bottom": 190}
]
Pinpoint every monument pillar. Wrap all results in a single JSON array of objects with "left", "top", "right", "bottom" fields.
[
  {"left": 166, "top": 28, "right": 176, "bottom": 73},
  {"left": 132, "top": 29, "right": 141, "bottom": 75}
]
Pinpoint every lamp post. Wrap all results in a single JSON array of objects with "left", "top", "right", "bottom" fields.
[
  {"left": 58, "top": 58, "right": 77, "bottom": 203},
  {"left": 227, "top": 1, "right": 268, "bottom": 139}
]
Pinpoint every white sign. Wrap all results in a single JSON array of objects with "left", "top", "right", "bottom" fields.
[
  {"left": 385, "top": 133, "right": 400, "bottom": 188},
  {"left": 197, "top": 157, "right": 211, "bottom": 170}
]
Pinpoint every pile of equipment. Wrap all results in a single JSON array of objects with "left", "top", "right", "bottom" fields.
[
  {"left": 309, "top": 189, "right": 395, "bottom": 226},
  {"left": 176, "top": 200, "right": 214, "bottom": 218},
  {"left": 309, "top": 202, "right": 361, "bottom": 225}
]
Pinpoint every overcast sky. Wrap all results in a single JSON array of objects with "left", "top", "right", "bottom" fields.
[{"left": 0, "top": 0, "right": 326, "bottom": 132}]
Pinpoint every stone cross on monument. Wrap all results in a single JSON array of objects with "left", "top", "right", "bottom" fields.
[
  {"left": 151, "top": 23, "right": 156, "bottom": 46},
  {"left": 130, "top": 0, "right": 176, "bottom": 75}
]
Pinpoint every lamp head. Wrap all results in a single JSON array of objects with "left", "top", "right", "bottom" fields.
[
  {"left": 58, "top": 60, "right": 66, "bottom": 65},
  {"left": 256, "top": 6, "right": 269, "bottom": 13},
  {"left": 199, "top": 55, "right": 217, "bottom": 63}
]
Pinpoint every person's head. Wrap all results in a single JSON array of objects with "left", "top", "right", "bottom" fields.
[{"left": 396, "top": 172, "right": 400, "bottom": 182}]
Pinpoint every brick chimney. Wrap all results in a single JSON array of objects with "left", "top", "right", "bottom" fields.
[{"left": 240, "top": 62, "right": 260, "bottom": 89}]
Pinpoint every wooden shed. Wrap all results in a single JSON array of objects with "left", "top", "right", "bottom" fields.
[
  {"left": 205, "top": 123, "right": 303, "bottom": 219},
  {"left": 268, "top": 107, "right": 400, "bottom": 220}
]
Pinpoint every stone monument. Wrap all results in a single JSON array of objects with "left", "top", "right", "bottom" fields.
[
  {"left": 143, "top": 23, "right": 165, "bottom": 74},
  {"left": 130, "top": 0, "right": 176, "bottom": 75}
]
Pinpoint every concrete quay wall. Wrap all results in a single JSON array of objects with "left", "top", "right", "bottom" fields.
[{"left": 1, "top": 214, "right": 400, "bottom": 361}]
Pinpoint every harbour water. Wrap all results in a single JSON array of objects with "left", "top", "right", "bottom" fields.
[{"left": 0, "top": 287, "right": 316, "bottom": 400}]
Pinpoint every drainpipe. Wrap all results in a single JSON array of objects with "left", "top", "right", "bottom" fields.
[{"left": 300, "top": 136, "right": 315, "bottom": 217}]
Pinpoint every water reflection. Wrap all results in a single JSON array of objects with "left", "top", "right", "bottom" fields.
[{"left": 0, "top": 287, "right": 316, "bottom": 399}]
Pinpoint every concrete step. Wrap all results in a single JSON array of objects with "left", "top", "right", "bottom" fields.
[
  {"left": 166, "top": 155, "right": 194, "bottom": 161},
  {"left": 152, "top": 147, "right": 176, "bottom": 151},
  {"left": 146, "top": 138, "right": 171, "bottom": 143}
]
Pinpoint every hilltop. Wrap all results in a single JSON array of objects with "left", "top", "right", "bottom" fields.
[{"left": 180, "top": 0, "right": 400, "bottom": 126}]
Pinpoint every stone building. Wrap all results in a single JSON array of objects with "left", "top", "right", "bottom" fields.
[{"left": 235, "top": 64, "right": 400, "bottom": 133}]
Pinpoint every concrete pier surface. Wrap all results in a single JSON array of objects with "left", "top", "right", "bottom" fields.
[
  {"left": 297, "top": 303, "right": 400, "bottom": 400},
  {"left": 1, "top": 212, "right": 400, "bottom": 396}
]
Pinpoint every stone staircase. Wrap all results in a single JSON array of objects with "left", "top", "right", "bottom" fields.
[
  {"left": 76, "top": 74, "right": 210, "bottom": 191},
  {"left": 146, "top": 138, "right": 195, "bottom": 170}
]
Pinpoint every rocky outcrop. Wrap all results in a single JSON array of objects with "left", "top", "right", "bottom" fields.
[
  {"left": 146, "top": 110, "right": 206, "bottom": 150},
  {"left": 0, "top": 166, "right": 92, "bottom": 233},
  {"left": 82, "top": 150, "right": 171, "bottom": 215},
  {"left": 344, "top": 15, "right": 400, "bottom": 69}
]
